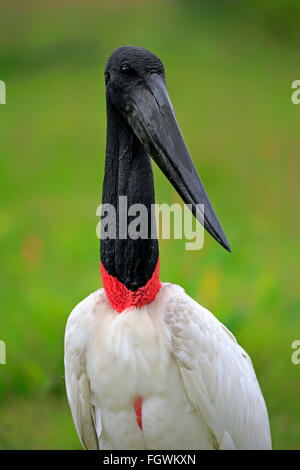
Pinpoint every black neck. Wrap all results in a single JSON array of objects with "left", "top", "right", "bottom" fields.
[{"left": 100, "top": 98, "right": 159, "bottom": 291}]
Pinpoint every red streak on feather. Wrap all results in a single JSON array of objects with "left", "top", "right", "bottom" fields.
[{"left": 134, "top": 397, "right": 143, "bottom": 431}]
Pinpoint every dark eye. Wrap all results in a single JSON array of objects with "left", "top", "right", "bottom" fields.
[{"left": 120, "top": 63, "right": 132, "bottom": 75}]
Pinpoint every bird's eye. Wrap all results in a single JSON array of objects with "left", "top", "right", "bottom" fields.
[{"left": 120, "top": 64, "right": 132, "bottom": 75}]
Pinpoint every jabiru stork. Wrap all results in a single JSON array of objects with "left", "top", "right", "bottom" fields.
[{"left": 64, "top": 46, "right": 271, "bottom": 450}]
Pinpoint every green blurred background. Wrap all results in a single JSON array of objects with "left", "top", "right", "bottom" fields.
[{"left": 1, "top": 0, "right": 300, "bottom": 449}]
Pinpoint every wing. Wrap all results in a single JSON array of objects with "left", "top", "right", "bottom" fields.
[
  {"left": 64, "top": 290, "right": 103, "bottom": 450},
  {"left": 163, "top": 288, "right": 271, "bottom": 450}
]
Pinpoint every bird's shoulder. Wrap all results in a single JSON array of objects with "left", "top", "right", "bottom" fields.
[
  {"left": 161, "top": 283, "right": 252, "bottom": 367},
  {"left": 64, "top": 289, "right": 109, "bottom": 450},
  {"left": 159, "top": 283, "right": 271, "bottom": 449},
  {"left": 65, "top": 288, "right": 109, "bottom": 346}
]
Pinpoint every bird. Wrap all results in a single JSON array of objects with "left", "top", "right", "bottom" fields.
[{"left": 64, "top": 46, "right": 271, "bottom": 450}]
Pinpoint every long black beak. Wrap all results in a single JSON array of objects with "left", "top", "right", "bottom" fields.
[{"left": 126, "top": 73, "right": 231, "bottom": 252}]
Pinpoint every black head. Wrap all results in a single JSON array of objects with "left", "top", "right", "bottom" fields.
[
  {"left": 103, "top": 46, "right": 231, "bottom": 252},
  {"left": 105, "top": 46, "right": 164, "bottom": 85},
  {"left": 105, "top": 46, "right": 165, "bottom": 115}
]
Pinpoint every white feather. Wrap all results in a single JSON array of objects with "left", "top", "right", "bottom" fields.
[{"left": 64, "top": 283, "right": 271, "bottom": 449}]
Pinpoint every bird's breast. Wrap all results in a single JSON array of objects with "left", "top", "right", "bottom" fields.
[
  {"left": 86, "top": 303, "right": 176, "bottom": 412},
  {"left": 85, "top": 297, "right": 210, "bottom": 449}
]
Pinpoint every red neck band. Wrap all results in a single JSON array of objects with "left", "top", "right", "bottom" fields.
[{"left": 100, "top": 259, "right": 161, "bottom": 313}]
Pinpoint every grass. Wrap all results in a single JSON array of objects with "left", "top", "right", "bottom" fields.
[{"left": 0, "top": 0, "right": 300, "bottom": 449}]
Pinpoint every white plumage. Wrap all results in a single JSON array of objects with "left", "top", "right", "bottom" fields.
[{"left": 64, "top": 282, "right": 271, "bottom": 450}]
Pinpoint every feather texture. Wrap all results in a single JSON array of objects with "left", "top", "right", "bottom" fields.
[{"left": 64, "top": 283, "right": 271, "bottom": 449}]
